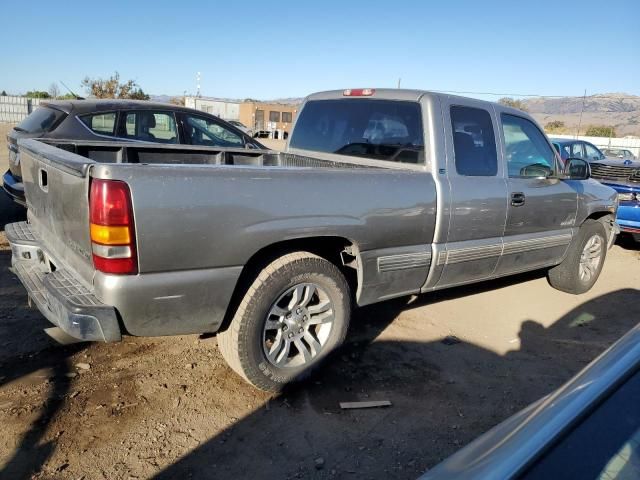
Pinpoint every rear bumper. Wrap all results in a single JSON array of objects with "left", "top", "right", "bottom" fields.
[
  {"left": 7, "top": 221, "right": 121, "bottom": 342},
  {"left": 7, "top": 220, "right": 244, "bottom": 340},
  {"left": 2, "top": 170, "right": 26, "bottom": 206}
]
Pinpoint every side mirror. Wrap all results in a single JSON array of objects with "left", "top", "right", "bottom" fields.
[{"left": 563, "top": 157, "right": 590, "bottom": 180}]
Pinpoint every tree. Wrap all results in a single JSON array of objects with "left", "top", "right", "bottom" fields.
[
  {"left": 545, "top": 120, "right": 566, "bottom": 133},
  {"left": 498, "top": 97, "right": 528, "bottom": 112},
  {"left": 585, "top": 125, "right": 616, "bottom": 137},
  {"left": 48, "top": 82, "right": 60, "bottom": 99},
  {"left": 1, "top": 90, "right": 6, "bottom": 96},
  {"left": 24, "top": 90, "right": 50, "bottom": 99},
  {"left": 81, "top": 72, "right": 150, "bottom": 100},
  {"left": 169, "top": 96, "right": 185, "bottom": 106}
]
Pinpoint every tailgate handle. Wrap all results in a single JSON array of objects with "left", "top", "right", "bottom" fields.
[{"left": 39, "top": 168, "right": 48, "bottom": 192}]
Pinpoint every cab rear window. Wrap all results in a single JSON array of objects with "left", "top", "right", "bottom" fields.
[
  {"left": 16, "top": 106, "right": 67, "bottom": 134},
  {"left": 290, "top": 99, "right": 425, "bottom": 164}
]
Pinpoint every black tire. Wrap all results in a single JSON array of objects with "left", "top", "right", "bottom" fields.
[
  {"left": 548, "top": 220, "right": 608, "bottom": 294},
  {"left": 217, "top": 251, "right": 351, "bottom": 391}
]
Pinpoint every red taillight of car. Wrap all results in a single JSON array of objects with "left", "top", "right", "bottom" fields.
[
  {"left": 343, "top": 88, "right": 375, "bottom": 97},
  {"left": 89, "top": 179, "right": 138, "bottom": 275}
]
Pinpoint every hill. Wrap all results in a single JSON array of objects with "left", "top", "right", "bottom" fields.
[{"left": 521, "top": 93, "right": 640, "bottom": 137}]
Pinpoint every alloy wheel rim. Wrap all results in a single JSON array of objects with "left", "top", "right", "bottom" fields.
[
  {"left": 579, "top": 234, "right": 603, "bottom": 283},
  {"left": 263, "top": 283, "right": 334, "bottom": 368}
]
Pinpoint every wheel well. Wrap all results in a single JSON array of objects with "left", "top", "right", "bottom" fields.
[
  {"left": 585, "top": 211, "right": 612, "bottom": 222},
  {"left": 218, "top": 237, "right": 359, "bottom": 333}
]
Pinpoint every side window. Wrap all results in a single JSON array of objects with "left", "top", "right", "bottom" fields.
[
  {"left": 182, "top": 115, "right": 244, "bottom": 147},
  {"left": 584, "top": 143, "right": 603, "bottom": 161},
  {"left": 80, "top": 112, "right": 117, "bottom": 136},
  {"left": 450, "top": 106, "right": 498, "bottom": 176},
  {"left": 571, "top": 143, "right": 585, "bottom": 159},
  {"left": 121, "top": 111, "right": 178, "bottom": 143},
  {"left": 501, "top": 114, "right": 555, "bottom": 178}
]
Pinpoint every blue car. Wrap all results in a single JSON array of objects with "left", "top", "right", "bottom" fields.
[{"left": 551, "top": 138, "right": 640, "bottom": 239}]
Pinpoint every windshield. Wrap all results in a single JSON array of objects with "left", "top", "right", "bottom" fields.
[
  {"left": 15, "top": 106, "right": 67, "bottom": 134},
  {"left": 605, "top": 149, "right": 631, "bottom": 158},
  {"left": 290, "top": 99, "right": 425, "bottom": 164}
]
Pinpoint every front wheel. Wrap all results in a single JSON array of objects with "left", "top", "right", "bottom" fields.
[
  {"left": 548, "top": 220, "right": 608, "bottom": 294},
  {"left": 217, "top": 252, "right": 351, "bottom": 391}
]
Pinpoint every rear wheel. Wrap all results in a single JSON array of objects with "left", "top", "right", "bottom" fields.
[
  {"left": 217, "top": 252, "right": 351, "bottom": 391},
  {"left": 548, "top": 220, "right": 607, "bottom": 294}
]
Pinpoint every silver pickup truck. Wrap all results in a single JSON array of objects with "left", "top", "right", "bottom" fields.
[{"left": 7, "top": 89, "right": 618, "bottom": 391}]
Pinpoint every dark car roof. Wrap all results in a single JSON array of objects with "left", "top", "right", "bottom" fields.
[
  {"left": 548, "top": 137, "right": 585, "bottom": 146},
  {"left": 30, "top": 99, "right": 266, "bottom": 149},
  {"left": 41, "top": 99, "right": 206, "bottom": 116}
]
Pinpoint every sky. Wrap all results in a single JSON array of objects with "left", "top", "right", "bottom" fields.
[{"left": 1, "top": 0, "right": 638, "bottom": 101}]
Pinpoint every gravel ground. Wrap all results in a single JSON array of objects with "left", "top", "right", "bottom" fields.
[{"left": 0, "top": 123, "right": 639, "bottom": 479}]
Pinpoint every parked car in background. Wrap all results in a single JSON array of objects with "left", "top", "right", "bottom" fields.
[
  {"left": 227, "top": 120, "right": 254, "bottom": 138},
  {"left": 3, "top": 100, "right": 266, "bottom": 205},
  {"left": 420, "top": 322, "right": 640, "bottom": 480},
  {"left": 7, "top": 89, "right": 617, "bottom": 391},
  {"left": 588, "top": 157, "right": 640, "bottom": 240},
  {"left": 602, "top": 148, "right": 637, "bottom": 161},
  {"left": 550, "top": 138, "right": 607, "bottom": 163},
  {"left": 551, "top": 138, "right": 640, "bottom": 240}
]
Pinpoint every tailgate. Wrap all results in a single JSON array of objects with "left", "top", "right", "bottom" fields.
[{"left": 18, "top": 139, "right": 96, "bottom": 285}]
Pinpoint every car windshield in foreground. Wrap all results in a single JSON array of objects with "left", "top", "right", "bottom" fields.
[
  {"left": 16, "top": 106, "right": 67, "bottom": 134},
  {"left": 289, "top": 99, "right": 425, "bottom": 164}
]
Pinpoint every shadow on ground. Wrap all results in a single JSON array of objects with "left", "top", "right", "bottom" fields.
[
  {"left": 616, "top": 233, "right": 640, "bottom": 252},
  {"left": 153, "top": 287, "right": 640, "bottom": 480},
  {"left": 1, "top": 201, "right": 88, "bottom": 479}
]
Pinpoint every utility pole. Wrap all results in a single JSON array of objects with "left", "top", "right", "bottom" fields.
[{"left": 576, "top": 89, "right": 586, "bottom": 138}]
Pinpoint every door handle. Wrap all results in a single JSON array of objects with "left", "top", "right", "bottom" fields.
[{"left": 511, "top": 192, "right": 525, "bottom": 207}]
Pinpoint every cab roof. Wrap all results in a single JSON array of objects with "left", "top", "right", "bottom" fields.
[{"left": 305, "top": 88, "right": 529, "bottom": 115}]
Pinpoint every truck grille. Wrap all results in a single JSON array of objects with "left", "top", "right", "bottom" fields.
[{"left": 589, "top": 163, "right": 640, "bottom": 183}]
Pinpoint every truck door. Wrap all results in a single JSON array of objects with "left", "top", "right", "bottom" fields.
[
  {"left": 494, "top": 112, "right": 577, "bottom": 275},
  {"left": 435, "top": 101, "right": 508, "bottom": 287}
]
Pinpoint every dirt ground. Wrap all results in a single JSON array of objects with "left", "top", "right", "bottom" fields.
[{"left": 0, "top": 123, "right": 639, "bottom": 480}]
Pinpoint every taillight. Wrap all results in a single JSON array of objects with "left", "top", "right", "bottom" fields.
[
  {"left": 343, "top": 88, "right": 375, "bottom": 97},
  {"left": 89, "top": 179, "right": 138, "bottom": 274}
]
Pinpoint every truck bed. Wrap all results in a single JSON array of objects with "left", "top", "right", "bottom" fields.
[
  {"left": 39, "top": 139, "right": 380, "bottom": 171},
  {"left": 14, "top": 138, "right": 437, "bottom": 338}
]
